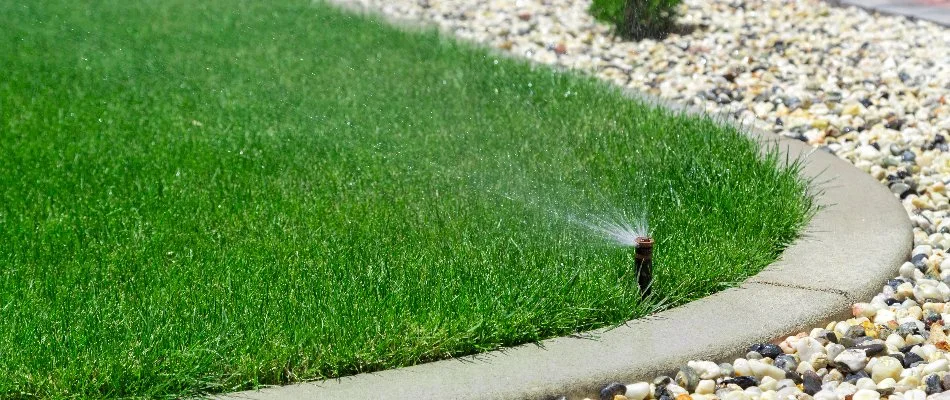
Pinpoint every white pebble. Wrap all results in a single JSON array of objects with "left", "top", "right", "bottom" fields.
[
  {"left": 724, "top": 390, "right": 752, "bottom": 400},
  {"left": 905, "top": 389, "right": 927, "bottom": 400},
  {"left": 749, "top": 359, "right": 785, "bottom": 381},
  {"left": 688, "top": 360, "right": 722, "bottom": 380},
  {"left": 625, "top": 382, "right": 650, "bottom": 400},
  {"left": 759, "top": 376, "right": 778, "bottom": 391},
  {"left": 695, "top": 380, "right": 716, "bottom": 395},
  {"left": 872, "top": 356, "right": 904, "bottom": 382},
  {"left": 796, "top": 337, "right": 826, "bottom": 365},
  {"left": 814, "top": 390, "right": 837, "bottom": 400},
  {"left": 854, "top": 389, "right": 882, "bottom": 400},
  {"left": 921, "top": 358, "right": 949, "bottom": 375},
  {"left": 834, "top": 349, "right": 869, "bottom": 373}
]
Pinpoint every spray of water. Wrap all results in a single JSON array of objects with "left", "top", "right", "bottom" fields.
[
  {"left": 496, "top": 176, "right": 650, "bottom": 248},
  {"left": 567, "top": 212, "right": 649, "bottom": 248}
]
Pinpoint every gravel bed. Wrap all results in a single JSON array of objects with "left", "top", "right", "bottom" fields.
[{"left": 329, "top": 0, "right": 950, "bottom": 399}]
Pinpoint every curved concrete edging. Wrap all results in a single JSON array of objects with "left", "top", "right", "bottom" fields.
[
  {"left": 828, "top": 0, "right": 950, "bottom": 27},
  {"left": 214, "top": 96, "right": 912, "bottom": 400}
]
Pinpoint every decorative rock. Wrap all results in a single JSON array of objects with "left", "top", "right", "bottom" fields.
[
  {"left": 752, "top": 343, "right": 783, "bottom": 360},
  {"left": 797, "top": 361, "right": 816, "bottom": 374},
  {"left": 846, "top": 371, "right": 871, "bottom": 384},
  {"left": 824, "top": 369, "right": 845, "bottom": 384},
  {"left": 666, "top": 384, "right": 688, "bottom": 397},
  {"left": 749, "top": 359, "right": 785, "bottom": 381},
  {"left": 814, "top": 390, "right": 837, "bottom": 400},
  {"left": 925, "top": 374, "right": 942, "bottom": 395},
  {"left": 719, "top": 363, "right": 735, "bottom": 378},
  {"left": 875, "top": 378, "right": 896, "bottom": 396},
  {"left": 775, "top": 386, "right": 800, "bottom": 399},
  {"left": 922, "top": 359, "right": 949, "bottom": 375},
  {"left": 835, "top": 349, "right": 869, "bottom": 373},
  {"left": 745, "top": 351, "right": 763, "bottom": 361},
  {"left": 898, "top": 376, "right": 922, "bottom": 391},
  {"left": 723, "top": 376, "right": 759, "bottom": 390},
  {"left": 774, "top": 354, "right": 797, "bottom": 373},
  {"left": 853, "top": 389, "right": 881, "bottom": 400},
  {"left": 653, "top": 376, "right": 673, "bottom": 387},
  {"left": 601, "top": 383, "right": 627, "bottom": 400},
  {"left": 811, "top": 352, "right": 830, "bottom": 369},
  {"left": 855, "top": 342, "right": 887, "bottom": 357},
  {"left": 846, "top": 325, "right": 868, "bottom": 339},
  {"left": 905, "top": 389, "right": 927, "bottom": 400},
  {"left": 688, "top": 361, "right": 721, "bottom": 380},
  {"left": 856, "top": 377, "right": 877, "bottom": 391},
  {"left": 759, "top": 376, "right": 778, "bottom": 392},
  {"left": 904, "top": 352, "right": 924, "bottom": 367},
  {"left": 625, "top": 382, "right": 650, "bottom": 400},
  {"left": 826, "top": 343, "right": 846, "bottom": 361},
  {"left": 796, "top": 337, "right": 826, "bottom": 364},
  {"left": 722, "top": 391, "right": 750, "bottom": 400},
  {"left": 676, "top": 366, "right": 700, "bottom": 393},
  {"left": 836, "top": 382, "right": 859, "bottom": 398},
  {"left": 695, "top": 380, "right": 715, "bottom": 395},
  {"left": 898, "top": 322, "right": 922, "bottom": 337},
  {"left": 734, "top": 359, "right": 752, "bottom": 377},
  {"left": 654, "top": 381, "right": 672, "bottom": 400},
  {"left": 871, "top": 356, "right": 903, "bottom": 383},
  {"left": 804, "top": 371, "right": 822, "bottom": 395}
]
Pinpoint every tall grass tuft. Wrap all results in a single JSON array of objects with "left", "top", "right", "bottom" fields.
[{"left": 589, "top": 0, "right": 683, "bottom": 40}]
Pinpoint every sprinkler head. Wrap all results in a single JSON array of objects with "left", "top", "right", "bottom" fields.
[{"left": 634, "top": 236, "right": 653, "bottom": 299}]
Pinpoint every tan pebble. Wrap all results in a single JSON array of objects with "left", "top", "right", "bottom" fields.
[
  {"left": 842, "top": 103, "right": 864, "bottom": 116},
  {"left": 861, "top": 321, "right": 879, "bottom": 338},
  {"left": 934, "top": 182, "right": 947, "bottom": 194},
  {"left": 696, "top": 380, "right": 716, "bottom": 395},
  {"left": 898, "top": 376, "right": 921, "bottom": 389},
  {"left": 615, "top": 396, "right": 630, "bottom": 400},
  {"left": 923, "top": 303, "right": 946, "bottom": 313},
  {"left": 928, "top": 322, "right": 950, "bottom": 350},
  {"left": 853, "top": 303, "right": 878, "bottom": 318}
]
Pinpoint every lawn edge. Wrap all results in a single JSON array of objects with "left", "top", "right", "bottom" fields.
[{"left": 210, "top": 67, "right": 913, "bottom": 400}]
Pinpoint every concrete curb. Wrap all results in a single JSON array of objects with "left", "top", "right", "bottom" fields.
[
  {"left": 214, "top": 101, "right": 913, "bottom": 400},
  {"left": 831, "top": 0, "right": 950, "bottom": 27}
]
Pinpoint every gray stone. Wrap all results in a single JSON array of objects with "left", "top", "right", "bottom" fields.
[
  {"left": 804, "top": 371, "right": 822, "bottom": 395},
  {"left": 675, "top": 366, "right": 700, "bottom": 393}
]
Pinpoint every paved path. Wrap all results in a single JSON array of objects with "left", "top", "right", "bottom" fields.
[{"left": 838, "top": 0, "right": 950, "bottom": 25}]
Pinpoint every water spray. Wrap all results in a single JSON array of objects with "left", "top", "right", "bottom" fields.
[
  {"left": 634, "top": 236, "right": 653, "bottom": 299},
  {"left": 569, "top": 213, "right": 653, "bottom": 298}
]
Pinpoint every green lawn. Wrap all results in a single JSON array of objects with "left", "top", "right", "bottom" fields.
[{"left": 0, "top": 1, "right": 813, "bottom": 398}]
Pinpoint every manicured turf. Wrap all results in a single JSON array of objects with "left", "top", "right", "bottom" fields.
[{"left": 0, "top": 0, "right": 814, "bottom": 397}]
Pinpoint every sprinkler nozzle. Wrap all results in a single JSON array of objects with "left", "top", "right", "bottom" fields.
[{"left": 634, "top": 236, "right": 653, "bottom": 299}]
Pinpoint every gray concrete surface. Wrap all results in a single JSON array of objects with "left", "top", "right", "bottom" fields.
[
  {"left": 214, "top": 110, "right": 913, "bottom": 399},
  {"left": 834, "top": 0, "right": 950, "bottom": 26}
]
